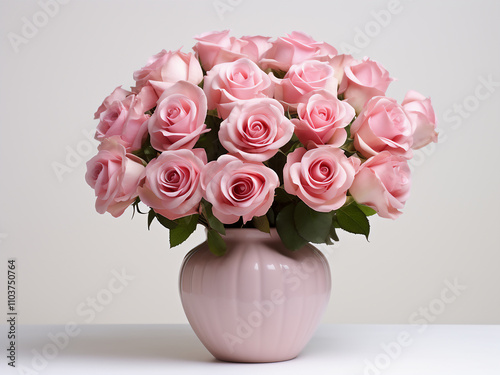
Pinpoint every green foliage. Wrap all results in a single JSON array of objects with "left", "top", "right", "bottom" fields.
[
  {"left": 200, "top": 199, "right": 225, "bottom": 234},
  {"left": 294, "top": 201, "right": 333, "bottom": 243},
  {"left": 336, "top": 203, "right": 370, "bottom": 239},
  {"left": 358, "top": 204, "right": 377, "bottom": 217},
  {"left": 266, "top": 151, "right": 287, "bottom": 185},
  {"left": 273, "top": 197, "right": 372, "bottom": 250},
  {"left": 252, "top": 215, "right": 270, "bottom": 233},
  {"left": 276, "top": 204, "right": 307, "bottom": 251},
  {"left": 207, "top": 229, "right": 227, "bottom": 256},
  {"left": 169, "top": 215, "right": 199, "bottom": 248},
  {"left": 195, "top": 114, "right": 225, "bottom": 162},
  {"left": 147, "top": 209, "right": 156, "bottom": 230},
  {"left": 156, "top": 213, "right": 178, "bottom": 230}
]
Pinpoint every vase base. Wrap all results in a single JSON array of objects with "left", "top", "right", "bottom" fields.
[{"left": 214, "top": 354, "right": 298, "bottom": 363}]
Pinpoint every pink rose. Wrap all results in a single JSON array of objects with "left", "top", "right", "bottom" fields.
[
  {"left": 402, "top": 90, "right": 438, "bottom": 149},
  {"left": 95, "top": 92, "right": 150, "bottom": 152},
  {"left": 349, "top": 152, "right": 411, "bottom": 219},
  {"left": 327, "top": 54, "right": 354, "bottom": 85},
  {"left": 204, "top": 58, "right": 273, "bottom": 119},
  {"left": 291, "top": 90, "right": 355, "bottom": 148},
  {"left": 272, "top": 60, "right": 338, "bottom": 111},
  {"left": 193, "top": 30, "right": 272, "bottom": 71},
  {"left": 260, "top": 31, "right": 337, "bottom": 71},
  {"left": 219, "top": 98, "right": 294, "bottom": 162},
  {"left": 138, "top": 149, "right": 207, "bottom": 220},
  {"left": 350, "top": 96, "right": 414, "bottom": 159},
  {"left": 85, "top": 138, "right": 145, "bottom": 218},
  {"left": 94, "top": 86, "right": 131, "bottom": 119},
  {"left": 148, "top": 81, "right": 209, "bottom": 151},
  {"left": 283, "top": 146, "right": 360, "bottom": 212},
  {"left": 132, "top": 49, "right": 203, "bottom": 94},
  {"left": 339, "top": 58, "right": 394, "bottom": 112},
  {"left": 201, "top": 155, "right": 279, "bottom": 224}
]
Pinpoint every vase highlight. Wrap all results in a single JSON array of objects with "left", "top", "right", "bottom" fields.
[{"left": 179, "top": 228, "right": 331, "bottom": 362}]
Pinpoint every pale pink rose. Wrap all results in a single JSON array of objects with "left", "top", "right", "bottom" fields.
[
  {"left": 327, "top": 54, "right": 354, "bottom": 85},
  {"left": 148, "top": 81, "right": 209, "bottom": 151},
  {"left": 402, "top": 90, "right": 438, "bottom": 149},
  {"left": 271, "top": 60, "right": 338, "bottom": 111},
  {"left": 134, "top": 85, "right": 159, "bottom": 112},
  {"left": 291, "top": 90, "right": 355, "bottom": 148},
  {"left": 349, "top": 152, "right": 411, "bottom": 219},
  {"left": 200, "top": 155, "right": 279, "bottom": 224},
  {"left": 95, "top": 92, "right": 150, "bottom": 152},
  {"left": 94, "top": 86, "right": 131, "bottom": 119},
  {"left": 132, "top": 49, "right": 203, "bottom": 93},
  {"left": 339, "top": 58, "right": 394, "bottom": 112},
  {"left": 138, "top": 149, "right": 207, "bottom": 220},
  {"left": 237, "top": 35, "right": 273, "bottom": 64},
  {"left": 85, "top": 138, "right": 145, "bottom": 218},
  {"left": 351, "top": 96, "right": 414, "bottom": 159},
  {"left": 204, "top": 58, "right": 273, "bottom": 119},
  {"left": 219, "top": 98, "right": 294, "bottom": 162},
  {"left": 193, "top": 30, "right": 272, "bottom": 71},
  {"left": 260, "top": 31, "right": 338, "bottom": 71},
  {"left": 283, "top": 146, "right": 360, "bottom": 212}
]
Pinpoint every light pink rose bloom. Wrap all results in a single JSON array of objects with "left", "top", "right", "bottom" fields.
[
  {"left": 193, "top": 30, "right": 272, "bottom": 71},
  {"left": 291, "top": 90, "right": 355, "bottom": 148},
  {"left": 94, "top": 86, "right": 131, "bottom": 119},
  {"left": 326, "top": 54, "right": 354, "bottom": 85},
  {"left": 260, "top": 31, "right": 338, "bottom": 71},
  {"left": 402, "top": 90, "right": 438, "bottom": 150},
  {"left": 201, "top": 155, "right": 279, "bottom": 224},
  {"left": 148, "top": 81, "right": 209, "bottom": 151},
  {"left": 339, "top": 58, "right": 394, "bottom": 113},
  {"left": 272, "top": 60, "right": 338, "bottom": 111},
  {"left": 132, "top": 49, "right": 203, "bottom": 94},
  {"left": 95, "top": 92, "right": 150, "bottom": 152},
  {"left": 349, "top": 152, "right": 411, "bottom": 219},
  {"left": 283, "top": 146, "right": 360, "bottom": 212},
  {"left": 138, "top": 149, "right": 207, "bottom": 220},
  {"left": 351, "top": 96, "right": 414, "bottom": 159},
  {"left": 85, "top": 138, "right": 145, "bottom": 218},
  {"left": 204, "top": 58, "right": 273, "bottom": 119},
  {"left": 219, "top": 98, "right": 294, "bottom": 162}
]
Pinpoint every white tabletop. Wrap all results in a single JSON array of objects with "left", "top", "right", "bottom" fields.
[{"left": 2, "top": 324, "right": 499, "bottom": 374}]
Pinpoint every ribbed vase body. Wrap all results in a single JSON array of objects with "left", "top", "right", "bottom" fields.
[{"left": 179, "top": 229, "right": 331, "bottom": 362}]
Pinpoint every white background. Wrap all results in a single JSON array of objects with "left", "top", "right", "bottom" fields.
[{"left": 0, "top": 0, "right": 499, "bottom": 326}]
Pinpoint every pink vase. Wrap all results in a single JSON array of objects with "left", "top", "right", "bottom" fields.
[{"left": 179, "top": 228, "right": 331, "bottom": 363}]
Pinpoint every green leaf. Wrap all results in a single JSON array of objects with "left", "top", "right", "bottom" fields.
[
  {"left": 266, "top": 208, "right": 276, "bottom": 227},
  {"left": 274, "top": 187, "right": 295, "bottom": 204},
  {"left": 336, "top": 204, "right": 370, "bottom": 239},
  {"left": 267, "top": 151, "right": 287, "bottom": 185},
  {"left": 207, "top": 229, "right": 227, "bottom": 256},
  {"left": 169, "top": 215, "right": 199, "bottom": 248},
  {"left": 329, "top": 225, "right": 339, "bottom": 242},
  {"left": 156, "top": 214, "right": 178, "bottom": 230},
  {"left": 201, "top": 199, "right": 225, "bottom": 235},
  {"left": 276, "top": 204, "right": 307, "bottom": 251},
  {"left": 195, "top": 115, "right": 225, "bottom": 162},
  {"left": 135, "top": 202, "right": 147, "bottom": 215},
  {"left": 294, "top": 201, "right": 333, "bottom": 243},
  {"left": 147, "top": 209, "right": 156, "bottom": 230},
  {"left": 357, "top": 203, "right": 377, "bottom": 217},
  {"left": 252, "top": 215, "right": 270, "bottom": 233}
]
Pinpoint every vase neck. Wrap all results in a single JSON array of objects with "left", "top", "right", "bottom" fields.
[{"left": 222, "top": 228, "right": 279, "bottom": 241}]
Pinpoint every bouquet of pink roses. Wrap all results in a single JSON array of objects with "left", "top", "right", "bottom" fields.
[{"left": 86, "top": 31, "right": 437, "bottom": 255}]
